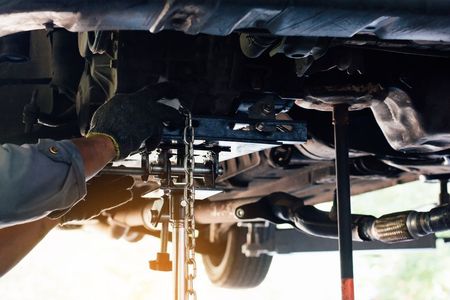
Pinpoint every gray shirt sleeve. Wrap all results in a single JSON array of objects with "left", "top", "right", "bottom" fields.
[{"left": 0, "top": 139, "right": 86, "bottom": 227}]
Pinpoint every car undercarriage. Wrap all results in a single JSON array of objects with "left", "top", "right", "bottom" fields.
[{"left": 1, "top": 1, "right": 450, "bottom": 298}]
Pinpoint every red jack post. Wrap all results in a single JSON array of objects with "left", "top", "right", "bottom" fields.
[{"left": 333, "top": 104, "right": 355, "bottom": 300}]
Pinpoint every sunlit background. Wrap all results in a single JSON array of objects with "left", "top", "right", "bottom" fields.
[{"left": 2, "top": 180, "right": 450, "bottom": 300}]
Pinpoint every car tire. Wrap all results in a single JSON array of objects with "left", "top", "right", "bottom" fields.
[{"left": 201, "top": 224, "right": 273, "bottom": 288}]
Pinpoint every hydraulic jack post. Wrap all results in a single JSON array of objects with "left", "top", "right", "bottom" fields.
[
  {"left": 333, "top": 104, "right": 355, "bottom": 300},
  {"left": 148, "top": 189, "right": 189, "bottom": 300},
  {"left": 171, "top": 189, "right": 187, "bottom": 300}
]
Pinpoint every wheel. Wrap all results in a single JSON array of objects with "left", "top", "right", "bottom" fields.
[{"left": 201, "top": 224, "right": 273, "bottom": 288}]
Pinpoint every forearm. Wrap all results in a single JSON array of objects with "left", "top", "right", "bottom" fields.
[
  {"left": 0, "top": 140, "right": 87, "bottom": 227},
  {"left": 0, "top": 218, "right": 58, "bottom": 277},
  {"left": 71, "top": 135, "right": 116, "bottom": 179}
]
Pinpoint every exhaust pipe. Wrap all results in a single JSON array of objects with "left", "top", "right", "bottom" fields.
[
  {"left": 106, "top": 192, "right": 450, "bottom": 244},
  {"left": 235, "top": 192, "right": 450, "bottom": 244},
  {"left": 358, "top": 206, "right": 450, "bottom": 243}
]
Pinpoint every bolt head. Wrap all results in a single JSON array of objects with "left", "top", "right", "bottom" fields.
[
  {"left": 48, "top": 146, "right": 59, "bottom": 154},
  {"left": 255, "top": 122, "right": 265, "bottom": 131},
  {"left": 236, "top": 208, "right": 245, "bottom": 218},
  {"left": 217, "top": 167, "right": 224, "bottom": 176},
  {"left": 262, "top": 103, "right": 273, "bottom": 114}
]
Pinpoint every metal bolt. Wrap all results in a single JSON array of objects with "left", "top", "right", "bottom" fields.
[
  {"left": 180, "top": 200, "right": 188, "bottom": 207},
  {"left": 262, "top": 103, "right": 273, "bottom": 114},
  {"left": 255, "top": 122, "right": 265, "bottom": 132},
  {"left": 217, "top": 167, "right": 224, "bottom": 176},
  {"left": 48, "top": 146, "right": 59, "bottom": 154},
  {"left": 236, "top": 208, "right": 245, "bottom": 218}
]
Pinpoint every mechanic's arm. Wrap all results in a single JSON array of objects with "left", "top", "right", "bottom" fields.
[
  {"left": 0, "top": 139, "right": 115, "bottom": 275},
  {"left": 0, "top": 83, "right": 182, "bottom": 228},
  {"left": 71, "top": 135, "right": 116, "bottom": 178},
  {"left": 0, "top": 175, "right": 134, "bottom": 277},
  {"left": 0, "top": 217, "right": 58, "bottom": 277},
  {"left": 0, "top": 136, "right": 115, "bottom": 228},
  {"left": 0, "top": 138, "right": 115, "bottom": 275}
]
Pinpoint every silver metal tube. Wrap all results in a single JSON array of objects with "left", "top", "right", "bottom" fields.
[
  {"left": 111, "top": 203, "right": 153, "bottom": 228},
  {"left": 195, "top": 199, "right": 260, "bottom": 224},
  {"left": 102, "top": 166, "right": 211, "bottom": 176},
  {"left": 172, "top": 221, "right": 186, "bottom": 300},
  {"left": 108, "top": 199, "right": 259, "bottom": 227},
  {"left": 161, "top": 221, "right": 169, "bottom": 253}
]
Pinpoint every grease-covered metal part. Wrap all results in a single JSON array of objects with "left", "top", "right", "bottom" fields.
[
  {"left": 239, "top": 34, "right": 279, "bottom": 58},
  {"left": 294, "top": 83, "right": 385, "bottom": 111},
  {"left": 1, "top": 1, "right": 450, "bottom": 42},
  {"left": 296, "top": 80, "right": 450, "bottom": 154},
  {"left": 371, "top": 85, "right": 450, "bottom": 153}
]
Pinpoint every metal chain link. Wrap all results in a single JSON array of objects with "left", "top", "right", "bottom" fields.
[{"left": 182, "top": 109, "right": 197, "bottom": 300}]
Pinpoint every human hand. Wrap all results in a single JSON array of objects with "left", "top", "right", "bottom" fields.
[
  {"left": 87, "top": 83, "right": 184, "bottom": 160},
  {"left": 49, "top": 175, "right": 134, "bottom": 223}
]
